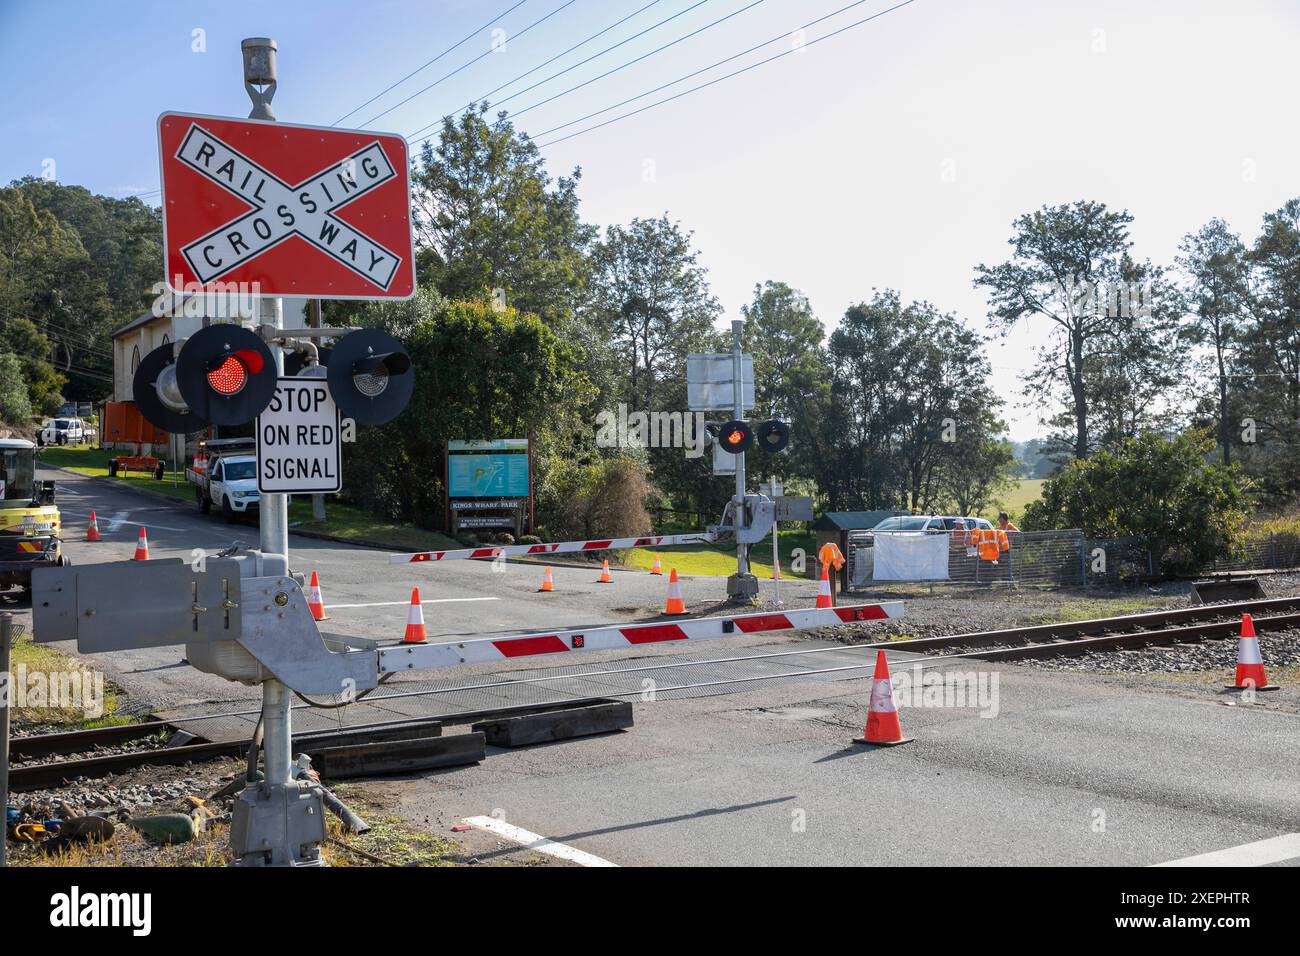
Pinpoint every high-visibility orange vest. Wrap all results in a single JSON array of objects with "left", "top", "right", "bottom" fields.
[{"left": 995, "top": 528, "right": 1010, "bottom": 552}]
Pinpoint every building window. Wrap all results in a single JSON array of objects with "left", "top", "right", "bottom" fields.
[{"left": 131, "top": 345, "right": 141, "bottom": 376}]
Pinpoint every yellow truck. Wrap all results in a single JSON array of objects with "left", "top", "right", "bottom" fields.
[{"left": 0, "top": 438, "right": 65, "bottom": 590}]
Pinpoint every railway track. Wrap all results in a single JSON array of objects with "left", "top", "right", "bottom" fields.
[{"left": 10, "top": 596, "right": 1296, "bottom": 791}]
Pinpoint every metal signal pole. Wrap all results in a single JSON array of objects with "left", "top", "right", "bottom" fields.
[{"left": 242, "top": 37, "right": 293, "bottom": 800}]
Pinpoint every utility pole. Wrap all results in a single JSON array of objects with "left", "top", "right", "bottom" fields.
[{"left": 242, "top": 34, "right": 294, "bottom": 826}]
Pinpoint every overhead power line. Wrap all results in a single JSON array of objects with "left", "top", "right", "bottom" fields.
[
  {"left": 536, "top": 0, "right": 918, "bottom": 148},
  {"left": 333, "top": 0, "right": 532, "bottom": 126},
  {"left": 406, "top": 0, "right": 674, "bottom": 144},
  {"left": 359, "top": 0, "right": 582, "bottom": 128},
  {"left": 533, "top": 0, "right": 879, "bottom": 138},
  {"left": 509, "top": 0, "right": 766, "bottom": 121}
]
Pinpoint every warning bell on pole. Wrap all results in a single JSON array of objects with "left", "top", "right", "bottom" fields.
[{"left": 326, "top": 328, "right": 414, "bottom": 425}]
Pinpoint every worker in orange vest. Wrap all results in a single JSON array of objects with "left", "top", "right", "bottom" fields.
[{"left": 997, "top": 512, "right": 1018, "bottom": 552}]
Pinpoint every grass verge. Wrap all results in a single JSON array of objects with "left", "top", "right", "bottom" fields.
[
  {"left": 619, "top": 529, "right": 817, "bottom": 578},
  {"left": 8, "top": 623, "right": 138, "bottom": 731}
]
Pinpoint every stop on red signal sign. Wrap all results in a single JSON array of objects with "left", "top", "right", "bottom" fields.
[{"left": 157, "top": 112, "right": 416, "bottom": 299}]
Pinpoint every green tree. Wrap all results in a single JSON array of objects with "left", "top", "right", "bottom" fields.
[
  {"left": 1235, "top": 198, "right": 1300, "bottom": 500},
  {"left": 587, "top": 214, "right": 722, "bottom": 412},
  {"left": 1176, "top": 219, "right": 1249, "bottom": 465},
  {"left": 825, "top": 290, "right": 1004, "bottom": 511},
  {"left": 410, "top": 107, "right": 594, "bottom": 326},
  {"left": 976, "top": 201, "right": 1148, "bottom": 460},
  {"left": 0, "top": 317, "right": 64, "bottom": 414},
  {"left": 740, "top": 281, "right": 829, "bottom": 487},
  {"left": 1022, "top": 430, "right": 1249, "bottom": 573},
  {"left": 0, "top": 350, "right": 33, "bottom": 425},
  {"left": 341, "top": 292, "right": 595, "bottom": 529}
]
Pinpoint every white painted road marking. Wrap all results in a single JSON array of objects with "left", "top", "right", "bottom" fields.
[
  {"left": 60, "top": 510, "right": 188, "bottom": 533},
  {"left": 1154, "top": 833, "right": 1300, "bottom": 867},
  {"left": 462, "top": 816, "right": 617, "bottom": 867},
  {"left": 329, "top": 597, "right": 499, "bottom": 609}
]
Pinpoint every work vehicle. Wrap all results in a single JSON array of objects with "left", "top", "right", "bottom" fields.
[
  {"left": 0, "top": 438, "right": 66, "bottom": 590},
  {"left": 36, "top": 417, "right": 88, "bottom": 446},
  {"left": 186, "top": 438, "right": 260, "bottom": 522}
]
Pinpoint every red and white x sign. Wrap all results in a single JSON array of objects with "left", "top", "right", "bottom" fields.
[{"left": 157, "top": 112, "right": 416, "bottom": 299}]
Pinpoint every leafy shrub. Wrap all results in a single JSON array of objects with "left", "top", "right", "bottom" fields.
[
  {"left": 542, "top": 456, "right": 655, "bottom": 541},
  {"left": 1023, "top": 430, "right": 1249, "bottom": 574}
]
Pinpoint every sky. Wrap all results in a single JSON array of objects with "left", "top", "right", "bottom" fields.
[{"left": 3, "top": 0, "right": 1299, "bottom": 439}]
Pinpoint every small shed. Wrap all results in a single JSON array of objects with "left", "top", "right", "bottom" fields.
[{"left": 812, "top": 511, "right": 906, "bottom": 589}]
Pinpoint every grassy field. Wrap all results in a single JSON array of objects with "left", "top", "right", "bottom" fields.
[
  {"left": 40, "top": 445, "right": 459, "bottom": 552},
  {"left": 620, "top": 528, "right": 818, "bottom": 578},
  {"left": 8, "top": 624, "right": 138, "bottom": 731},
  {"left": 989, "top": 478, "right": 1047, "bottom": 522}
]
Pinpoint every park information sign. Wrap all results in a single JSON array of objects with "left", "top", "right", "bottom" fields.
[
  {"left": 256, "top": 377, "right": 342, "bottom": 494},
  {"left": 157, "top": 112, "right": 416, "bottom": 299},
  {"left": 445, "top": 439, "right": 532, "bottom": 534}
]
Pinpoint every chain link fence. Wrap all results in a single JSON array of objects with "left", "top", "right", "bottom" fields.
[{"left": 846, "top": 528, "right": 1300, "bottom": 590}]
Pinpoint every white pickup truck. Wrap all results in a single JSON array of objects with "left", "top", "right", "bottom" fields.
[
  {"left": 37, "top": 417, "right": 90, "bottom": 446},
  {"left": 186, "top": 440, "right": 260, "bottom": 522}
]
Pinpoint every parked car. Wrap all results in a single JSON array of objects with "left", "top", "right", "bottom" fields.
[
  {"left": 186, "top": 438, "right": 260, "bottom": 522},
  {"left": 862, "top": 514, "right": 996, "bottom": 546},
  {"left": 36, "top": 417, "right": 87, "bottom": 446}
]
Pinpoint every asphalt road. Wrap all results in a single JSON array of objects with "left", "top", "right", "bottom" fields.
[
  {"left": 30, "top": 467, "right": 1300, "bottom": 867},
  {"left": 31, "top": 466, "right": 819, "bottom": 711}
]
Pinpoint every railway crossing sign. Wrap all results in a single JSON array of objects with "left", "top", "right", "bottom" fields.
[
  {"left": 157, "top": 112, "right": 416, "bottom": 299},
  {"left": 255, "top": 376, "right": 342, "bottom": 494}
]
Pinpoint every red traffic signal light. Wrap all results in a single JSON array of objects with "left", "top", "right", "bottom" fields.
[
  {"left": 176, "top": 324, "right": 278, "bottom": 426},
  {"left": 718, "top": 420, "right": 753, "bottom": 454}
]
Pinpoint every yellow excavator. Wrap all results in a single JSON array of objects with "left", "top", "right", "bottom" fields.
[{"left": 0, "top": 438, "right": 65, "bottom": 591}]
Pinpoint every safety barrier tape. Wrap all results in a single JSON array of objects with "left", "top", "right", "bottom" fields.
[
  {"left": 388, "top": 531, "right": 720, "bottom": 565},
  {"left": 377, "top": 601, "right": 903, "bottom": 671}
]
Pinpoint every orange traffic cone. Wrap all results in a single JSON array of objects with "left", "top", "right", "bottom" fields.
[
  {"left": 597, "top": 559, "right": 613, "bottom": 584},
  {"left": 649, "top": 555, "right": 663, "bottom": 576},
  {"left": 403, "top": 587, "right": 427, "bottom": 643},
  {"left": 86, "top": 510, "right": 101, "bottom": 542},
  {"left": 815, "top": 564, "right": 832, "bottom": 608},
  {"left": 132, "top": 527, "right": 150, "bottom": 561},
  {"left": 307, "top": 571, "right": 328, "bottom": 621},
  {"left": 853, "top": 651, "right": 912, "bottom": 746},
  {"left": 538, "top": 566, "right": 555, "bottom": 592},
  {"left": 1225, "top": 613, "right": 1279, "bottom": 691},
  {"left": 664, "top": 568, "right": 686, "bottom": 615}
]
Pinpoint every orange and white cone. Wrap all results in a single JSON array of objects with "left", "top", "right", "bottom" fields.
[
  {"left": 86, "top": 510, "right": 101, "bottom": 542},
  {"left": 1225, "top": 613, "right": 1278, "bottom": 691},
  {"left": 307, "top": 571, "right": 328, "bottom": 621},
  {"left": 132, "top": 527, "right": 150, "bottom": 560},
  {"left": 664, "top": 568, "right": 686, "bottom": 615},
  {"left": 597, "top": 559, "right": 613, "bottom": 584},
  {"left": 649, "top": 555, "right": 663, "bottom": 576},
  {"left": 538, "top": 566, "right": 555, "bottom": 592},
  {"left": 403, "top": 587, "right": 427, "bottom": 644},
  {"left": 853, "top": 651, "right": 912, "bottom": 746},
  {"left": 772, "top": 560, "right": 782, "bottom": 581},
  {"left": 815, "top": 564, "right": 833, "bottom": 608}
]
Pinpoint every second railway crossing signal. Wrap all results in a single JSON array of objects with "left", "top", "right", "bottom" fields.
[{"left": 175, "top": 323, "right": 278, "bottom": 426}]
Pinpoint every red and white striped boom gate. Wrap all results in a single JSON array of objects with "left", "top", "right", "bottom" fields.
[
  {"left": 388, "top": 532, "right": 720, "bottom": 565},
  {"left": 378, "top": 601, "right": 903, "bottom": 672}
]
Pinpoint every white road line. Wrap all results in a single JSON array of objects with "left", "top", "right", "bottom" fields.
[
  {"left": 1154, "top": 833, "right": 1300, "bottom": 867},
  {"left": 329, "top": 597, "right": 500, "bottom": 609},
  {"left": 60, "top": 510, "right": 188, "bottom": 533},
  {"left": 462, "top": 816, "right": 617, "bottom": 867}
]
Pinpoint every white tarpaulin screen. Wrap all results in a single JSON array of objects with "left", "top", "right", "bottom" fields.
[{"left": 872, "top": 533, "right": 949, "bottom": 581}]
